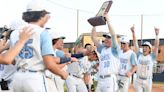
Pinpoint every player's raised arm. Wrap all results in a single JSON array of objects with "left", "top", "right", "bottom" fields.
[
  {"left": 104, "top": 13, "right": 118, "bottom": 48},
  {"left": 91, "top": 27, "right": 100, "bottom": 48},
  {"left": 130, "top": 25, "right": 139, "bottom": 53},
  {"left": 153, "top": 27, "right": 160, "bottom": 56}
]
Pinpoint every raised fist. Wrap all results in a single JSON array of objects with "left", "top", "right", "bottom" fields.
[
  {"left": 130, "top": 24, "right": 135, "bottom": 33},
  {"left": 154, "top": 27, "right": 159, "bottom": 36}
]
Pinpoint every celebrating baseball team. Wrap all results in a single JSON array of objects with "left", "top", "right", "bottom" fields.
[{"left": 0, "top": 0, "right": 161, "bottom": 92}]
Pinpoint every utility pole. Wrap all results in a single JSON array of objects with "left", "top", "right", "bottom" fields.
[
  {"left": 141, "top": 14, "right": 143, "bottom": 45},
  {"left": 77, "top": 9, "right": 79, "bottom": 39}
]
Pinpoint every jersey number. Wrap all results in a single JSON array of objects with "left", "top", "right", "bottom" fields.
[
  {"left": 121, "top": 63, "right": 127, "bottom": 70},
  {"left": 104, "top": 61, "right": 110, "bottom": 68},
  {"left": 19, "top": 39, "right": 33, "bottom": 59}
]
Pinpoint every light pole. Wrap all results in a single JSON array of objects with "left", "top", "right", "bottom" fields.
[
  {"left": 77, "top": 9, "right": 79, "bottom": 39},
  {"left": 141, "top": 14, "right": 143, "bottom": 45}
]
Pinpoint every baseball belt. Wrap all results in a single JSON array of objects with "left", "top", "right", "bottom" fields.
[
  {"left": 138, "top": 76, "right": 152, "bottom": 80},
  {"left": 118, "top": 74, "right": 127, "bottom": 77},
  {"left": 69, "top": 73, "right": 82, "bottom": 78},
  {"left": 17, "top": 67, "right": 42, "bottom": 73},
  {"left": 99, "top": 74, "right": 111, "bottom": 79}
]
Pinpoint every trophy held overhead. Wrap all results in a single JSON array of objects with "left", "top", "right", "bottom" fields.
[{"left": 88, "top": 0, "right": 113, "bottom": 26}]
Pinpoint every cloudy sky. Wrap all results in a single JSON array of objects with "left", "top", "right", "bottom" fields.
[{"left": 0, "top": 0, "right": 164, "bottom": 42}]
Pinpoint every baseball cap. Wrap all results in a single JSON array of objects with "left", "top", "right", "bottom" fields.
[
  {"left": 142, "top": 41, "right": 152, "bottom": 49},
  {"left": 50, "top": 31, "right": 65, "bottom": 40},
  {"left": 120, "top": 36, "right": 129, "bottom": 43},
  {"left": 102, "top": 33, "right": 111, "bottom": 39},
  {"left": 26, "top": 0, "right": 50, "bottom": 13}
]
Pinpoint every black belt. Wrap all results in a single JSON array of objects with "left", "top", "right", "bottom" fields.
[
  {"left": 138, "top": 76, "right": 152, "bottom": 80},
  {"left": 69, "top": 73, "right": 81, "bottom": 78},
  {"left": 118, "top": 74, "right": 127, "bottom": 77},
  {"left": 99, "top": 74, "right": 111, "bottom": 79},
  {"left": 138, "top": 76, "right": 147, "bottom": 80},
  {"left": 17, "top": 68, "right": 41, "bottom": 73}
]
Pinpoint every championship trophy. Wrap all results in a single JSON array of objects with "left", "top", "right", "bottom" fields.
[{"left": 88, "top": 0, "right": 113, "bottom": 26}]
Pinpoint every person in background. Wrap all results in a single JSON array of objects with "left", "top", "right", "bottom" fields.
[
  {"left": 83, "top": 43, "right": 99, "bottom": 92},
  {"left": 0, "top": 19, "right": 28, "bottom": 92},
  {"left": 46, "top": 31, "right": 78, "bottom": 92},
  {"left": 117, "top": 36, "right": 137, "bottom": 92},
  {"left": 131, "top": 25, "right": 159, "bottom": 92},
  {"left": 65, "top": 44, "right": 94, "bottom": 92},
  {"left": 0, "top": 26, "right": 33, "bottom": 64}
]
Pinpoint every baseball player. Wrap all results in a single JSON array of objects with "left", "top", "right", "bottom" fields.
[
  {"left": 91, "top": 13, "right": 120, "bottom": 92},
  {"left": 10, "top": 0, "right": 68, "bottom": 92},
  {"left": 45, "top": 31, "right": 80, "bottom": 92},
  {"left": 51, "top": 32, "right": 68, "bottom": 92},
  {"left": 65, "top": 45, "right": 94, "bottom": 92},
  {"left": 117, "top": 36, "right": 137, "bottom": 92},
  {"left": 0, "top": 26, "right": 32, "bottom": 64},
  {"left": 131, "top": 25, "right": 159, "bottom": 92},
  {"left": 83, "top": 43, "right": 99, "bottom": 92},
  {"left": 0, "top": 19, "right": 33, "bottom": 92}
]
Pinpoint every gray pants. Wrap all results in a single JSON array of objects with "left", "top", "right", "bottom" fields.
[
  {"left": 117, "top": 76, "right": 131, "bottom": 92},
  {"left": 65, "top": 76, "right": 88, "bottom": 92},
  {"left": 134, "top": 77, "right": 152, "bottom": 92}
]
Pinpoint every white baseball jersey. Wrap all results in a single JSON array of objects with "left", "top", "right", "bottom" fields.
[
  {"left": 96, "top": 38, "right": 120, "bottom": 92},
  {"left": 67, "top": 56, "right": 88, "bottom": 78},
  {"left": 10, "top": 24, "right": 54, "bottom": 71},
  {"left": 117, "top": 50, "right": 137, "bottom": 92},
  {"left": 119, "top": 50, "right": 137, "bottom": 76},
  {"left": 10, "top": 24, "right": 54, "bottom": 92},
  {"left": 99, "top": 47, "right": 120, "bottom": 75},
  {"left": 66, "top": 56, "right": 88, "bottom": 92},
  {"left": 136, "top": 52, "right": 156, "bottom": 78},
  {"left": 134, "top": 52, "right": 156, "bottom": 92}
]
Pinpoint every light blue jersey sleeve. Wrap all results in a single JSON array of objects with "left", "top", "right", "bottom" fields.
[
  {"left": 130, "top": 52, "right": 137, "bottom": 65},
  {"left": 97, "top": 44, "right": 104, "bottom": 53},
  {"left": 111, "top": 36, "right": 120, "bottom": 58},
  {"left": 40, "top": 31, "right": 54, "bottom": 56},
  {"left": 150, "top": 53, "right": 156, "bottom": 62},
  {"left": 136, "top": 51, "right": 142, "bottom": 58},
  {"left": 56, "top": 50, "right": 65, "bottom": 58}
]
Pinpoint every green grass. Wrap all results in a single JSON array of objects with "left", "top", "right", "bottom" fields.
[
  {"left": 153, "top": 82, "right": 164, "bottom": 84},
  {"left": 64, "top": 84, "right": 67, "bottom": 92}
]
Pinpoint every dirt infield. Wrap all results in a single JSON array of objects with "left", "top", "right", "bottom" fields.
[{"left": 129, "top": 84, "right": 164, "bottom": 92}]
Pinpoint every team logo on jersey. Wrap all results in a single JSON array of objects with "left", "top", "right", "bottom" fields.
[{"left": 19, "top": 39, "right": 33, "bottom": 59}]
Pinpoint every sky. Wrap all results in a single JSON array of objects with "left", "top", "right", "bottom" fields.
[{"left": 0, "top": 0, "right": 164, "bottom": 42}]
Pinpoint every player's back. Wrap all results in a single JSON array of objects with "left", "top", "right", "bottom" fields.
[{"left": 10, "top": 24, "right": 47, "bottom": 71}]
